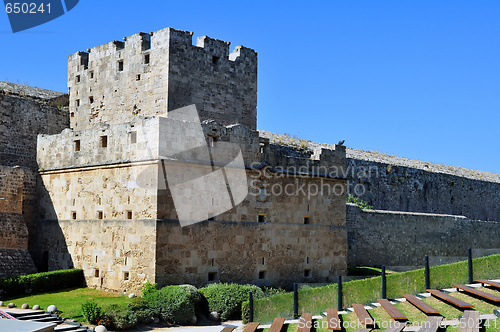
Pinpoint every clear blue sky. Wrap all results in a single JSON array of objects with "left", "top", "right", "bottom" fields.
[{"left": 1, "top": 1, "right": 499, "bottom": 173}]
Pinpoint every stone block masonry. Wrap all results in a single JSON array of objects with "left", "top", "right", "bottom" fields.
[
  {"left": 0, "top": 82, "right": 69, "bottom": 170},
  {"left": 347, "top": 203, "right": 500, "bottom": 270},
  {"left": 68, "top": 27, "right": 257, "bottom": 131},
  {"left": 0, "top": 249, "right": 37, "bottom": 278}
]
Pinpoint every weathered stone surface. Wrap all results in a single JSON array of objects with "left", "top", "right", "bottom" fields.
[
  {"left": 0, "top": 249, "right": 37, "bottom": 278},
  {"left": 47, "top": 305, "right": 57, "bottom": 313},
  {"left": 95, "top": 326, "right": 107, "bottom": 332},
  {"left": 7, "top": 303, "right": 15, "bottom": 308},
  {"left": 68, "top": 28, "right": 257, "bottom": 131},
  {"left": 21, "top": 303, "right": 29, "bottom": 309},
  {"left": 347, "top": 203, "right": 500, "bottom": 269},
  {"left": 32, "top": 304, "right": 40, "bottom": 310}
]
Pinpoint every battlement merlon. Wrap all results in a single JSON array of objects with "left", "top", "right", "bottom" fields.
[
  {"left": 68, "top": 27, "right": 257, "bottom": 72},
  {"left": 67, "top": 27, "right": 257, "bottom": 131}
]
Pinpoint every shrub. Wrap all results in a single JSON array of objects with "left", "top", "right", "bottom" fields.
[
  {"left": 81, "top": 300, "right": 102, "bottom": 325},
  {"left": 106, "top": 304, "right": 138, "bottom": 330},
  {"left": 140, "top": 281, "right": 157, "bottom": 297},
  {"left": 0, "top": 269, "right": 84, "bottom": 297},
  {"left": 179, "top": 284, "right": 202, "bottom": 305},
  {"left": 142, "top": 286, "right": 195, "bottom": 325},
  {"left": 347, "top": 194, "right": 373, "bottom": 209},
  {"left": 97, "top": 314, "right": 113, "bottom": 330},
  {"left": 200, "top": 283, "right": 264, "bottom": 321}
]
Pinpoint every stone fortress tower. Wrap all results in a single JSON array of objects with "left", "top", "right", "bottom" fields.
[{"left": 35, "top": 27, "right": 348, "bottom": 292}]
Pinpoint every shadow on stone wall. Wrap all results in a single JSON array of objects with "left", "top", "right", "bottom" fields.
[{"left": 32, "top": 174, "right": 74, "bottom": 273}]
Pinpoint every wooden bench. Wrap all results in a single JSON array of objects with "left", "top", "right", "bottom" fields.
[
  {"left": 242, "top": 322, "right": 260, "bottom": 332},
  {"left": 297, "top": 313, "right": 313, "bottom": 332},
  {"left": 460, "top": 310, "right": 480, "bottom": 332},
  {"left": 402, "top": 294, "right": 440, "bottom": 315},
  {"left": 220, "top": 327, "right": 236, "bottom": 332},
  {"left": 426, "top": 289, "right": 474, "bottom": 309},
  {"left": 477, "top": 279, "right": 500, "bottom": 289},
  {"left": 377, "top": 299, "right": 407, "bottom": 321},
  {"left": 453, "top": 284, "right": 500, "bottom": 303},
  {"left": 352, "top": 303, "right": 375, "bottom": 327},
  {"left": 418, "top": 316, "right": 443, "bottom": 332},
  {"left": 267, "top": 318, "right": 285, "bottom": 332},
  {"left": 384, "top": 321, "right": 406, "bottom": 332},
  {"left": 326, "top": 308, "right": 341, "bottom": 330}
]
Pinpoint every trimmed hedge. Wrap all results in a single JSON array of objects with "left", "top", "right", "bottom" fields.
[
  {"left": 0, "top": 269, "right": 84, "bottom": 297},
  {"left": 200, "top": 283, "right": 264, "bottom": 321},
  {"left": 140, "top": 285, "right": 195, "bottom": 325},
  {"left": 245, "top": 253, "right": 500, "bottom": 323}
]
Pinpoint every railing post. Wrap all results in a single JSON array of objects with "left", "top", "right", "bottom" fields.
[
  {"left": 293, "top": 283, "right": 298, "bottom": 319},
  {"left": 249, "top": 291, "right": 253, "bottom": 322},
  {"left": 381, "top": 265, "right": 386, "bottom": 299},
  {"left": 337, "top": 275, "right": 343, "bottom": 311},
  {"left": 425, "top": 255, "right": 430, "bottom": 289},
  {"left": 468, "top": 248, "right": 473, "bottom": 284}
]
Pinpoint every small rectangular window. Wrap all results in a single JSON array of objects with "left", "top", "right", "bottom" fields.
[
  {"left": 304, "top": 216, "right": 310, "bottom": 224},
  {"left": 212, "top": 56, "right": 220, "bottom": 64},
  {"left": 208, "top": 272, "right": 217, "bottom": 281},
  {"left": 95, "top": 269, "right": 100, "bottom": 278},
  {"left": 101, "top": 136, "right": 108, "bottom": 148},
  {"left": 74, "top": 140, "right": 80, "bottom": 152},
  {"left": 304, "top": 269, "right": 312, "bottom": 278},
  {"left": 123, "top": 272, "right": 130, "bottom": 281},
  {"left": 144, "top": 54, "right": 150, "bottom": 64},
  {"left": 72, "top": 212, "right": 77, "bottom": 219},
  {"left": 76, "top": 75, "right": 80, "bottom": 83},
  {"left": 76, "top": 99, "right": 80, "bottom": 107},
  {"left": 98, "top": 211, "right": 103, "bottom": 219},
  {"left": 118, "top": 60, "right": 124, "bottom": 71},
  {"left": 89, "top": 71, "right": 94, "bottom": 79},
  {"left": 70, "top": 112, "right": 75, "bottom": 118},
  {"left": 258, "top": 214, "right": 265, "bottom": 223},
  {"left": 127, "top": 211, "right": 132, "bottom": 219},
  {"left": 130, "top": 131, "right": 137, "bottom": 144},
  {"left": 262, "top": 257, "right": 265, "bottom": 265},
  {"left": 136, "top": 74, "right": 141, "bottom": 81},
  {"left": 258, "top": 271, "right": 266, "bottom": 279},
  {"left": 89, "top": 96, "right": 94, "bottom": 104}
]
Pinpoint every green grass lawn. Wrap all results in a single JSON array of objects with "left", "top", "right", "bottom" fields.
[{"left": 0, "top": 287, "right": 132, "bottom": 322}]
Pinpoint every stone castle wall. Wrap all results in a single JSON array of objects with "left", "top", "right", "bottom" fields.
[
  {"left": 0, "top": 87, "right": 69, "bottom": 170},
  {"left": 346, "top": 151, "right": 500, "bottom": 221},
  {"left": 35, "top": 219, "right": 156, "bottom": 292},
  {"left": 347, "top": 203, "right": 500, "bottom": 270},
  {"left": 155, "top": 220, "right": 347, "bottom": 288},
  {"left": 260, "top": 131, "right": 500, "bottom": 222},
  {"left": 68, "top": 27, "right": 257, "bottom": 131}
]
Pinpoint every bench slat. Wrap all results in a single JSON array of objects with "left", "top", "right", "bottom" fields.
[
  {"left": 220, "top": 327, "right": 236, "bottom": 332},
  {"left": 326, "top": 308, "right": 341, "bottom": 330},
  {"left": 267, "top": 318, "right": 285, "bottom": 332},
  {"left": 377, "top": 299, "right": 407, "bottom": 321},
  {"left": 352, "top": 304, "right": 374, "bottom": 327},
  {"left": 243, "top": 322, "right": 260, "bottom": 332},
  {"left": 460, "top": 310, "right": 480, "bottom": 332},
  {"left": 477, "top": 279, "right": 500, "bottom": 289},
  {"left": 402, "top": 294, "right": 440, "bottom": 315},
  {"left": 418, "top": 316, "right": 442, "bottom": 332},
  {"left": 297, "top": 313, "right": 313, "bottom": 332},
  {"left": 426, "top": 289, "right": 474, "bottom": 308},
  {"left": 453, "top": 284, "right": 500, "bottom": 303}
]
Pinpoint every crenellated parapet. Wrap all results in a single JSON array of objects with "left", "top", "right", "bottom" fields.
[{"left": 68, "top": 27, "right": 257, "bottom": 131}]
